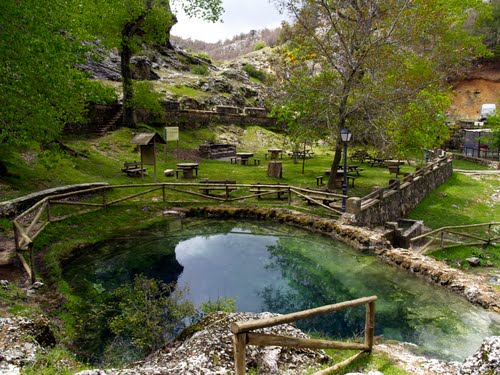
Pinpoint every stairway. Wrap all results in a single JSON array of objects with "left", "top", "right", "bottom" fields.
[{"left": 95, "top": 107, "right": 123, "bottom": 135}]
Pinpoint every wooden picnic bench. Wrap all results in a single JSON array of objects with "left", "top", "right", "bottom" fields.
[
  {"left": 324, "top": 170, "right": 357, "bottom": 188},
  {"left": 250, "top": 183, "right": 289, "bottom": 200},
  {"left": 199, "top": 180, "right": 237, "bottom": 198},
  {"left": 351, "top": 150, "right": 371, "bottom": 163},
  {"left": 121, "top": 161, "right": 146, "bottom": 177}
]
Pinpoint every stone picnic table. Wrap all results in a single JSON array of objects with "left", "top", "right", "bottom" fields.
[
  {"left": 267, "top": 148, "right": 283, "bottom": 160},
  {"left": 176, "top": 163, "right": 199, "bottom": 179},
  {"left": 236, "top": 152, "right": 254, "bottom": 165}
]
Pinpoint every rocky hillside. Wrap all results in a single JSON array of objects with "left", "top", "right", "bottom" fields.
[
  {"left": 79, "top": 44, "right": 272, "bottom": 111},
  {"left": 171, "top": 27, "right": 282, "bottom": 61}
]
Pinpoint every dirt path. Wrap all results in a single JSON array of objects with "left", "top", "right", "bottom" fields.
[{"left": 454, "top": 169, "right": 500, "bottom": 176}]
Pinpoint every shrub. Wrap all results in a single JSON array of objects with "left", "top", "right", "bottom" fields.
[
  {"left": 191, "top": 64, "right": 209, "bottom": 76},
  {"left": 254, "top": 42, "right": 266, "bottom": 51},
  {"left": 200, "top": 296, "right": 237, "bottom": 314},
  {"left": 130, "top": 81, "right": 165, "bottom": 117},
  {"left": 108, "top": 275, "right": 196, "bottom": 354},
  {"left": 242, "top": 63, "right": 267, "bottom": 82}
]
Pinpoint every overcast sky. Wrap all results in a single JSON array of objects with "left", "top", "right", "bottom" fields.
[{"left": 171, "top": 0, "right": 290, "bottom": 43}]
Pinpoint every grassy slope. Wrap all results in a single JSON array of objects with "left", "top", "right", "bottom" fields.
[{"left": 408, "top": 167, "right": 500, "bottom": 271}]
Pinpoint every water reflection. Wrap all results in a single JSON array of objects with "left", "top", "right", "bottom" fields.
[{"left": 62, "top": 219, "right": 499, "bottom": 362}]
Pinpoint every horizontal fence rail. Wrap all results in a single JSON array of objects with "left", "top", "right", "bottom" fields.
[
  {"left": 410, "top": 222, "right": 500, "bottom": 254},
  {"left": 11, "top": 182, "right": 347, "bottom": 282},
  {"left": 231, "top": 296, "right": 377, "bottom": 375}
]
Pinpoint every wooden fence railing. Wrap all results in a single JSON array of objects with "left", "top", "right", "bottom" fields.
[
  {"left": 231, "top": 296, "right": 377, "bottom": 375},
  {"left": 410, "top": 222, "right": 500, "bottom": 254},
  {"left": 11, "top": 182, "right": 346, "bottom": 282}
]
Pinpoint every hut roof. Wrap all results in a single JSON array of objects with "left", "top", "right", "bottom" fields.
[{"left": 130, "top": 132, "right": 166, "bottom": 145}]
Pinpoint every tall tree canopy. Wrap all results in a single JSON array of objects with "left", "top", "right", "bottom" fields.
[
  {"left": 271, "top": 0, "right": 490, "bottom": 190},
  {"left": 0, "top": 0, "right": 116, "bottom": 148}
]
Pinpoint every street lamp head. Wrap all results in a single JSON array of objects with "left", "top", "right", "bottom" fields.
[{"left": 340, "top": 127, "right": 352, "bottom": 143}]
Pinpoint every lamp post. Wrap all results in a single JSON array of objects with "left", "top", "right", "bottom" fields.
[{"left": 340, "top": 127, "right": 352, "bottom": 210}]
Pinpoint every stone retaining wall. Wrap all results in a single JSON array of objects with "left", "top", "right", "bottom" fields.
[
  {"left": 450, "top": 153, "right": 500, "bottom": 169},
  {"left": 346, "top": 159, "right": 453, "bottom": 227},
  {"left": 0, "top": 183, "right": 109, "bottom": 219}
]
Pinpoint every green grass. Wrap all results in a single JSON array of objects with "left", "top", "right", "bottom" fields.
[
  {"left": 1, "top": 125, "right": 415, "bottom": 202},
  {"left": 431, "top": 245, "right": 500, "bottom": 270},
  {"left": 23, "top": 347, "right": 89, "bottom": 375},
  {"left": 408, "top": 171, "right": 500, "bottom": 276},
  {"left": 303, "top": 348, "right": 408, "bottom": 374},
  {"left": 166, "top": 84, "right": 210, "bottom": 98},
  {"left": 408, "top": 173, "right": 499, "bottom": 228},
  {"left": 451, "top": 158, "right": 494, "bottom": 170}
]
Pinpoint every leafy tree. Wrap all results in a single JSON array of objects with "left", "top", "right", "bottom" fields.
[
  {"left": 0, "top": 0, "right": 116, "bottom": 153},
  {"left": 271, "top": 0, "right": 489, "bottom": 190},
  {"left": 485, "top": 114, "right": 500, "bottom": 149}
]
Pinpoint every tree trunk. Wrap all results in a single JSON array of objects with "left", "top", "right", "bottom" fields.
[
  {"left": 267, "top": 161, "right": 283, "bottom": 178},
  {"left": 121, "top": 38, "right": 135, "bottom": 127},
  {"left": 327, "top": 139, "right": 343, "bottom": 191},
  {"left": 0, "top": 160, "right": 8, "bottom": 177}
]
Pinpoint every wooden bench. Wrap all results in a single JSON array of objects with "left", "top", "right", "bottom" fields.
[
  {"left": 316, "top": 176, "right": 324, "bottom": 186},
  {"left": 253, "top": 158, "right": 261, "bottom": 166},
  {"left": 388, "top": 165, "right": 400, "bottom": 175},
  {"left": 304, "top": 194, "right": 340, "bottom": 207},
  {"left": 199, "top": 180, "right": 237, "bottom": 198},
  {"left": 121, "top": 161, "right": 146, "bottom": 177},
  {"left": 230, "top": 157, "right": 241, "bottom": 164},
  {"left": 250, "top": 183, "right": 289, "bottom": 200},
  {"left": 351, "top": 150, "right": 371, "bottom": 163},
  {"left": 324, "top": 171, "right": 357, "bottom": 188}
]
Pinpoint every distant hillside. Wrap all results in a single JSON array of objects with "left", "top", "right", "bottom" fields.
[{"left": 171, "top": 27, "right": 283, "bottom": 61}]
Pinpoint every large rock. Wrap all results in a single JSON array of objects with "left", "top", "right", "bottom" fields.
[
  {"left": 459, "top": 336, "right": 500, "bottom": 374},
  {"left": 130, "top": 56, "right": 160, "bottom": 80},
  {"left": 75, "top": 312, "right": 329, "bottom": 375}
]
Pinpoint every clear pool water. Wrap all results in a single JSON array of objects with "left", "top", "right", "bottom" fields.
[{"left": 62, "top": 218, "right": 500, "bottom": 362}]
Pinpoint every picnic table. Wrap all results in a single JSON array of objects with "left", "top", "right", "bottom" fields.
[
  {"left": 121, "top": 161, "right": 146, "bottom": 177},
  {"left": 236, "top": 152, "right": 254, "bottom": 165},
  {"left": 324, "top": 170, "right": 356, "bottom": 188},
  {"left": 176, "top": 163, "right": 199, "bottom": 179},
  {"left": 385, "top": 160, "right": 404, "bottom": 175},
  {"left": 369, "top": 157, "right": 386, "bottom": 167},
  {"left": 289, "top": 150, "right": 315, "bottom": 159},
  {"left": 338, "top": 165, "right": 364, "bottom": 176},
  {"left": 267, "top": 148, "right": 283, "bottom": 160}
]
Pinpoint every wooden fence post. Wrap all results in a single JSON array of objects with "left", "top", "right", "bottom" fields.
[
  {"left": 162, "top": 185, "right": 166, "bottom": 203},
  {"left": 288, "top": 187, "right": 291, "bottom": 205},
  {"left": 29, "top": 242, "right": 36, "bottom": 284},
  {"left": 487, "top": 223, "right": 491, "bottom": 245},
  {"left": 13, "top": 222, "right": 19, "bottom": 251},
  {"left": 233, "top": 333, "right": 247, "bottom": 375},
  {"left": 46, "top": 201, "right": 51, "bottom": 222},
  {"left": 364, "top": 301, "right": 375, "bottom": 352}
]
